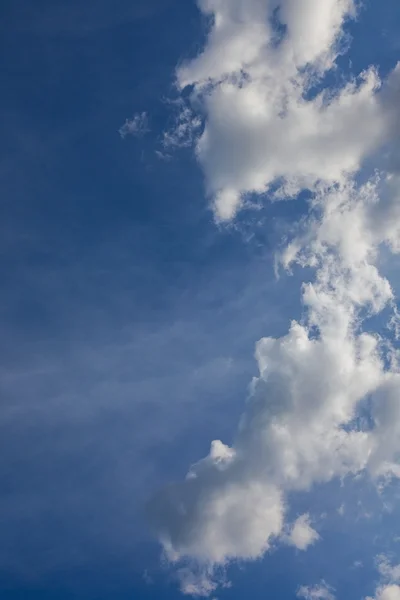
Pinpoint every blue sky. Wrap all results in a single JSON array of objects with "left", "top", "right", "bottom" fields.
[{"left": 1, "top": 1, "right": 400, "bottom": 599}]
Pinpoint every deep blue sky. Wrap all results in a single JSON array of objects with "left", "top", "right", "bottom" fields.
[{"left": 1, "top": 1, "right": 400, "bottom": 599}]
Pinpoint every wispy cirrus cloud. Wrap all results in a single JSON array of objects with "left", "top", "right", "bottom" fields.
[{"left": 119, "top": 112, "right": 149, "bottom": 139}]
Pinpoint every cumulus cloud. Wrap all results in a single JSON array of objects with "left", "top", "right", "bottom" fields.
[
  {"left": 377, "top": 556, "right": 400, "bottom": 585},
  {"left": 149, "top": 444, "right": 284, "bottom": 565},
  {"left": 149, "top": 176, "right": 400, "bottom": 590},
  {"left": 287, "top": 514, "right": 320, "bottom": 550},
  {"left": 365, "top": 557, "right": 400, "bottom": 600},
  {"left": 148, "top": 0, "right": 400, "bottom": 595},
  {"left": 372, "top": 586, "right": 400, "bottom": 600},
  {"left": 119, "top": 112, "right": 149, "bottom": 138},
  {"left": 198, "top": 68, "right": 388, "bottom": 221},
  {"left": 172, "top": 0, "right": 400, "bottom": 221}
]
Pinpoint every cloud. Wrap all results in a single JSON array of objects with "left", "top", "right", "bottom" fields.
[
  {"left": 297, "top": 581, "right": 335, "bottom": 600},
  {"left": 162, "top": 101, "right": 202, "bottom": 149},
  {"left": 169, "top": 0, "right": 400, "bottom": 222},
  {"left": 176, "top": 565, "right": 231, "bottom": 598},
  {"left": 119, "top": 112, "right": 149, "bottom": 139},
  {"left": 149, "top": 449, "right": 284, "bottom": 565},
  {"left": 373, "top": 586, "right": 400, "bottom": 600},
  {"left": 377, "top": 556, "right": 400, "bottom": 585},
  {"left": 286, "top": 513, "right": 320, "bottom": 550},
  {"left": 303, "top": 557, "right": 400, "bottom": 600},
  {"left": 149, "top": 179, "right": 400, "bottom": 576},
  {"left": 199, "top": 68, "right": 387, "bottom": 221},
  {"left": 148, "top": 175, "right": 400, "bottom": 590},
  {"left": 148, "top": 0, "right": 400, "bottom": 595},
  {"left": 366, "top": 557, "right": 400, "bottom": 600},
  {"left": 178, "top": 568, "right": 218, "bottom": 597},
  {"left": 300, "top": 573, "right": 400, "bottom": 600}
]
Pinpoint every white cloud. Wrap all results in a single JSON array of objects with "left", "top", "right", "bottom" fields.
[
  {"left": 178, "top": 0, "right": 355, "bottom": 88},
  {"left": 372, "top": 586, "right": 400, "bottom": 600},
  {"left": 176, "top": 565, "right": 231, "bottom": 597},
  {"left": 149, "top": 178, "right": 400, "bottom": 589},
  {"left": 149, "top": 177, "right": 400, "bottom": 589},
  {"left": 171, "top": 0, "right": 400, "bottom": 222},
  {"left": 366, "top": 557, "right": 400, "bottom": 600},
  {"left": 177, "top": 567, "right": 218, "bottom": 597},
  {"left": 377, "top": 556, "right": 400, "bottom": 585},
  {"left": 298, "top": 581, "right": 335, "bottom": 600},
  {"left": 119, "top": 112, "right": 149, "bottom": 138},
  {"left": 300, "top": 557, "right": 400, "bottom": 600},
  {"left": 287, "top": 514, "right": 320, "bottom": 550},
  {"left": 162, "top": 101, "right": 202, "bottom": 149},
  {"left": 149, "top": 0, "right": 400, "bottom": 595},
  {"left": 150, "top": 460, "right": 284, "bottom": 565},
  {"left": 198, "top": 67, "right": 387, "bottom": 221}
]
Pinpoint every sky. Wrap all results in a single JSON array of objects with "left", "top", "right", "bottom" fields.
[{"left": 1, "top": 0, "right": 400, "bottom": 599}]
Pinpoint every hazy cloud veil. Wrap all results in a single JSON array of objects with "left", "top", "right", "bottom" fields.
[{"left": 148, "top": 0, "right": 400, "bottom": 595}]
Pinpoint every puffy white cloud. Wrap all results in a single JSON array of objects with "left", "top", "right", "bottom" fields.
[
  {"left": 287, "top": 513, "right": 320, "bottom": 550},
  {"left": 148, "top": 176, "right": 400, "bottom": 593},
  {"left": 177, "top": 0, "right": 272, "bottom": 87},
  {"left": 171, "top": 0, "right": 400, "bottom": 222},
  {"left": 178, "top": 0, "right": 355, "bottom": 88},
  {"left": 277, "top": 0, "right": 356, "bottom": 68},
  {"left": 149, "top": 445, "right": 284, "bottom": 565},
  {"left": 196, "top": 67, "right": 387, "bottom": 221},
  {"left": 377, "top": 556, "right": 400, "bottom": 585},
  {"left": 148, "top": 0, "right": 400, "bottom": 595},
  {"left": 373, "top": 586, "right": 400, "bottom": 600},
  {"left": 365, "top": 557, "right": 400, "bottom": 600},
  {"left": 280, "top": 180, "right": 395, "bottom": 328}
]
